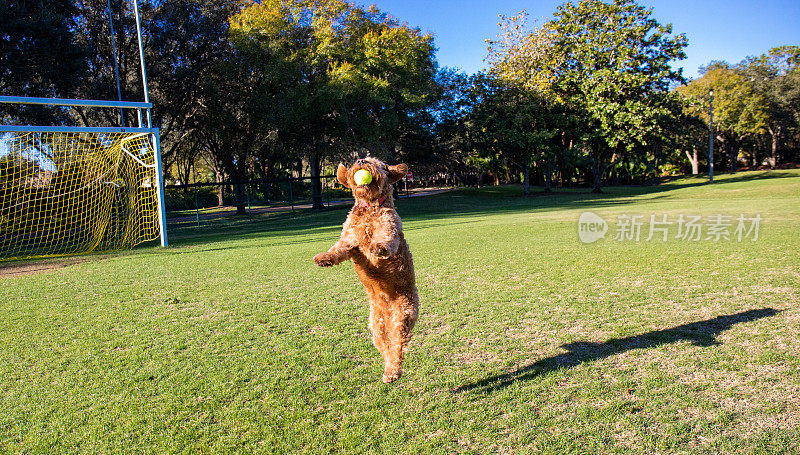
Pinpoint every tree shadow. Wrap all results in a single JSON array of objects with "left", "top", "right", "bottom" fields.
[
  {"left": 156, "top": 168, "right": 799, "bottom": 249},
  {"left": 567, "top": 170, "right": 799, "bottom": 198},
  {"left": 455, "top": 308, "right": 781, "bottom": 394},
  {"left": 628, "top": 170, "right": 799, "bottom": 194}
]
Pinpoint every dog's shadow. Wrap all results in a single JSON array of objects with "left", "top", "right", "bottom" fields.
[{"left": 456, "top": 308, "right": 781, "bottom": 394}]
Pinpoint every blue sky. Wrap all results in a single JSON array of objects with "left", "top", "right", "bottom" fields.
[{"left": 365, "top": 0, "right": 800, "bottom": 80}]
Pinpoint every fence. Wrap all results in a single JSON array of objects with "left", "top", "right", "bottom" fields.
[
  {"left": 164, "top": 175, "right": 340, "bottom": 227},
  {"left": 164, "top": 173, "right": 423, "bottom": 232}
]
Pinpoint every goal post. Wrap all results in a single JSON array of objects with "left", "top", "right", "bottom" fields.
[
  {"left": 0, "top": 97, "right": 168, "bottom": 261},
  {"left": 1, "top": 0, "right": 168, "bottom": 261}
]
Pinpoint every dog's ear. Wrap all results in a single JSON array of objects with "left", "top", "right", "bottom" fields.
[
  {"left": 337, "top": 163, "right": 350, "bottom": 188},
  {"left": 387, "top": 163, "right": 407, "bottom": 184}
]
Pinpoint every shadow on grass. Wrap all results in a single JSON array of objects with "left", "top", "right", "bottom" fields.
[
  {"left": 161, "top": 169, "right": 800, "bottom": 248},
  {"left": 164, "top": 188, "right": 641, "bottom": 245},
  {"left": 629, "top": 170, "right": 799, "bottom": 193},
  {"left": 602, "top": 170, "right": 800, "bottom": 195},
  {"left": 455, "top": 308, "right": 781, "bottom": 394}
]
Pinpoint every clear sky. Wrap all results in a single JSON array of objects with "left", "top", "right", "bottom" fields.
[{"left": 364, "top": 0, "right": 800, "bottom": 80}]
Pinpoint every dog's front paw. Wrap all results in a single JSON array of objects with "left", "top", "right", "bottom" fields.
[{"left": 313, "top": 252, "right": 335, "bottom": 267}]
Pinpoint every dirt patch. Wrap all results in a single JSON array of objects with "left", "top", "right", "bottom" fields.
[{"left": 0, "top": 257, "right": 96, "bottom": 277}]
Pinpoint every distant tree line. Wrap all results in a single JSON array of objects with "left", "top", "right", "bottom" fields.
[
  {"left": 677, "top": 49, "right": 800, "bottom": 174},
  {"left": 2, "top": 0, "right": 799, "bottom": 202}
]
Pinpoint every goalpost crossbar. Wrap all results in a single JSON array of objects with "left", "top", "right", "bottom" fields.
[
  {"left": 0, "top": 96, "right": 151, "bottom": 110},
  {"left": 0, "top": 126, "right": 158, "bottom": 134},
  {"left": 0, "top": 0, "right": 167, "bottom": 261},
  {"left": 0, "top": 126, "right": 168, "bottom": 260}
]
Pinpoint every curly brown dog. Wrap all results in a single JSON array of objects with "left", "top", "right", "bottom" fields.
[{"left": 313, "top": 157, "right": 419, "bottom": 383}]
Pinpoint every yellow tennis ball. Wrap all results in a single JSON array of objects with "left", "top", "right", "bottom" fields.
[{"left": 354, "top": 169, "right": 373, "bottom": 186}]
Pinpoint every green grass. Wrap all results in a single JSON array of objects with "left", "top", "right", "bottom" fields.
[{"left": 2, "top": 170, "right": 799, "bottom": 454}]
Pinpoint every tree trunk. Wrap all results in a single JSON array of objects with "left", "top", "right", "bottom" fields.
[
  {"left": 591, "top": 153, "right": 603, "bottom": 193},
  {"left": 768, "top": 126, "right": 779, "bottom": 169},
  {"left": 215, "top": 170, "right": 224, "bottom": 206},
  {"left": 651, "top": 144, "right": 660, "bottom": 179},
  {"left": 232, "top": 156, "right": 247, "bottom": 215},
  {"left": 727, "top": 141, "right": 737, "bottom": 174},
  {"left": 309, "top": 153, "right": 324, "bottom": 209},
  {"left": 686, "top": 148, "right": 699, "bottom": 175},
  {"left": 522, "top": 164, "right": 531, "bottom": 195},
  {"left": 234, "top": 183, "right": 247, "bottom": 215},
  {"left": 543, "top": 163, "right": 552, "bottom": 193}
]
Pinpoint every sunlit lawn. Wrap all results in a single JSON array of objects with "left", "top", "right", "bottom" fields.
[{"left": 2, "top": 170, "right": 799, "bottom": 453}]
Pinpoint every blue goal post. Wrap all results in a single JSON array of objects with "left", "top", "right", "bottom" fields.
[{"left": 0, "top": 97, "right": 168, "bottom": 250}]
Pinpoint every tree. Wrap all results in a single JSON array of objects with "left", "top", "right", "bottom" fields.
[
  {"left": 738, "top": 46, "right": 800, "bottom": 167},
  {"left": 229, "top": 0, "right": 437, "bottom": 209},
  {"left": 677, "top": 63, "right": 769, "bottom": 173},
  {"left": 194, "top": 46, "right": 262, "bottom": 214},
  {"left": 69, "top": 0, "right": 241, "bottom": 182},
  {"left": 486, "top": 10, "right": 558, "bottom": 97},
  {"left": 490, "top": 1, "right": 687, "bottom": 192},
  {"left": 0, "top": 0, "right": 88, "bottom": 124},
  {"left": 465, "top": 75, "right": 562, "bottom": 195},
  {"left": 551, "top": 0, "right": 687, "bottom": 191},
  {"left": 419, "top": 69, "right": 476, "bottom": 180},
  {"left": 147, "top": 0, "right": 244, "bottom": 178}
]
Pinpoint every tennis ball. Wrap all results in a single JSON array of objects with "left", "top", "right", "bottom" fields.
[{"left": 354, "top": 169, "right": 373, "bottom": 186}]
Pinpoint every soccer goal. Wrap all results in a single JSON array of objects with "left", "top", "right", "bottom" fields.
[
  {"left": 0, "top": 0, "right": 167, "bottom": 261},
  {"left": 0, "top": 104, "right": 167, "bottom": 261}
]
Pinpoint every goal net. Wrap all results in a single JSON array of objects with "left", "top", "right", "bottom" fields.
[{"left": 0, "top": 130, "right": 162, "bottom": 260}]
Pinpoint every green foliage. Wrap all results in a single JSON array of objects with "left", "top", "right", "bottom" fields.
[
  {"left": 464, "top": 74, "right": 566, "bottom": 194},
  {"left": 671, "top": 44, "right": 800, "bottom": 173},
  {"left": 547, "top": 0, "right": 687, "bottom": 152},
  {"left": 164, "top": 187, "right": 219, "bottom": 211},
  {"left": 224, "top": 0, "right": 437, "bottom": 207},
  {"left": 0, "top": 0, "right": 87, "bottom": 124},
  {"left": 677, "top": 60, "right": 782, "bottom": 171},
  {"left": 738, "top": 46, "right": 800, "bottom": 166},
  {"left": 679, "top": 66, "right": 768, "bottom": 139},
  {"left": 485, "top": 0, "right": 688, "bottom": 191},
  {"left": 2, "top": 0, "right": 796, "bottom": 193},
  {"left": 229, "top": 0, "right": 438, "bottom": 140}
]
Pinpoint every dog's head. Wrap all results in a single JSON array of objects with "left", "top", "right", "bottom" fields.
[{"left": 337, "top": 157, "right": 407, "bottom": 207}]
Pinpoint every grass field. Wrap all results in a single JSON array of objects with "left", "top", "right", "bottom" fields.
[{"left": 2, "top": 170, "right": 799, "bottom": 454}]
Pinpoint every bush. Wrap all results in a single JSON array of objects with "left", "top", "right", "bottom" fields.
[{"left": 165, "top": 187, "right": 219, "bottom": 211}]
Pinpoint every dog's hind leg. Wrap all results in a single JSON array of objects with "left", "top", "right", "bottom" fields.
[
  {"left": 382, "top": 294, "right": 419, "bottom": 383},
  {"left": 368, "top": 299, "right": 390, "bottom": 373}
]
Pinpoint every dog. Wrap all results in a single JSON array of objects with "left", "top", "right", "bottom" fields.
[{"left": 313, "top": 157, "right": 419, "bottom": 383}]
